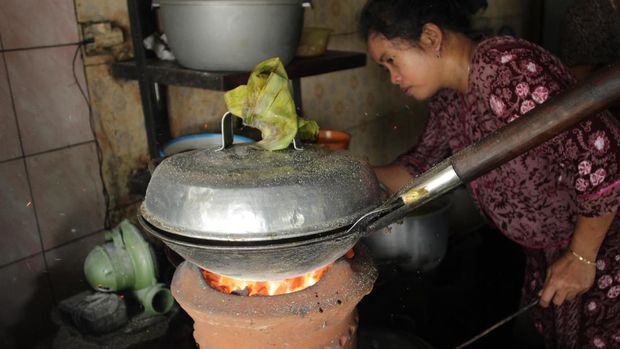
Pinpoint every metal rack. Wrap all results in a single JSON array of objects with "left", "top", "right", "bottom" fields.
[{"left": 111, "top": 0, "right": 367, "bottom": 158}]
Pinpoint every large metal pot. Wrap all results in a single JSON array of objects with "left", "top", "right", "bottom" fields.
[
  {"left": 140, "top": 144, "right": 382, "bottom": 280},
  {"left": 363, "top": 198, "right": 451, "bottom": 272},
  {"left": 153, "top": 0, "right": 308, "bottom": 71}
]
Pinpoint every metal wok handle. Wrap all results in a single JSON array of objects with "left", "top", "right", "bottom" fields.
[
  {"left": 363, "top": 64, "right": 620, "bottom": 233},
  {"left": 217, "top": 112, "right": 235, "bottom": 151}
]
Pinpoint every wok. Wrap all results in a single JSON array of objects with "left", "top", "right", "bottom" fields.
[
  {"left": 140, "top": 139, "right": 383, "bottom": 281},
  {"left": 140, "top": 64, "right": 620, "bottom": 281},
  {"left": 139, "top": 216, "right": 361, "bottom": 281}
]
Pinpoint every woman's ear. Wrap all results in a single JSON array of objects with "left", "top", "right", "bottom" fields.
[{"left": 420, "top": 23, "right": 444, "bottom": 57}]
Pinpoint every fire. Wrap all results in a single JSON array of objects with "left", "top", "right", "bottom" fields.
[
  {"left": 202, "top": 264, "right": 333, "bottom": 296},
  {"left": 202, "top": 250, "right": 356, "bottom": 296}
]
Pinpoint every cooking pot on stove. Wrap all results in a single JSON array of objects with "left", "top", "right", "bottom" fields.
[{"left": 139, "top": 142, "right": 383, "bottom": 281}]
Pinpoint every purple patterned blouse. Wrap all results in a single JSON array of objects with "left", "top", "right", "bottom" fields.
[{"left": 396, "top": 36, "right": 620, "bottom": 348}]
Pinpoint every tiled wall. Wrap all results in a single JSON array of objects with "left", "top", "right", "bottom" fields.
[{"left": 0, "top": 0, "right": 107, "bottom": 347}]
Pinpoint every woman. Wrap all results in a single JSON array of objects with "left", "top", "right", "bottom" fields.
[{"left": 359, "top": 0, "right": 620, "bottom": 348}]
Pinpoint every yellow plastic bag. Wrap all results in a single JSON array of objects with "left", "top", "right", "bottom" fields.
[{"left": 224, "top": 57, "right": 319, "bottom": 151}]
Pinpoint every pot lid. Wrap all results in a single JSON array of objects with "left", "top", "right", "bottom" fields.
[{"left": 141, "top": 144, "right": 382, "bottom": 242}]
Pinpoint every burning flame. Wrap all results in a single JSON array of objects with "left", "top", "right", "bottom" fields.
[
  {"left": 202, "top": 264, "right": 333, "bottom": 296},
  {"left": 202, "top": 250, "right": 355, "bottom": 296}
]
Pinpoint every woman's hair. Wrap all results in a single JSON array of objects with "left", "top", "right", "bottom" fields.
[{"left": 359, "top": 0, "right": 487, "bottom": 42}]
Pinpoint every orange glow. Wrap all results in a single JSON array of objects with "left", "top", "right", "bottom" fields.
[{"left": 202, "top": 264, "right": 333, "bottom": 297}]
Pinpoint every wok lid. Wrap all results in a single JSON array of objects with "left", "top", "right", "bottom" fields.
[{"left": 140, "top": 144, "right": 382, "bottom": 242}]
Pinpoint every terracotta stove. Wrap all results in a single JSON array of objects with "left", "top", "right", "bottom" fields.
[{"left": 171, "top": 247, "right": 377, "bottom": 349}]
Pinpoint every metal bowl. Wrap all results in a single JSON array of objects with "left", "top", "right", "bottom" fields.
[{"left": 141, "top": 144, "right": 382, "bottom": 242}]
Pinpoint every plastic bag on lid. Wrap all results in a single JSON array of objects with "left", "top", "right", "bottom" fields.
[{"left": 224, "top": 57, "right": 319, "bottom": 151}]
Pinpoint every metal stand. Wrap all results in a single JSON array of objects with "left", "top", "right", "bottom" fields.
[{"left": 127, "top": 0, "right": 171, "bottom": 158}]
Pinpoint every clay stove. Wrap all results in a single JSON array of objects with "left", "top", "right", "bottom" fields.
[{"left": 171, "top": 247, "right": 377, "bottom": 349}]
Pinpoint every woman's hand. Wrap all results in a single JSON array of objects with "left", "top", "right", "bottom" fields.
[
  {"left": 539, "top": 212, "right": 617, "bottom": 308},
  {"left": 539, "top": 251, "right": 596, "bottom": 307}
]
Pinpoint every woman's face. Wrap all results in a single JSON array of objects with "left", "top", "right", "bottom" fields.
[{"left": 367, "top": 33, "right": 442, "bottom": 101}]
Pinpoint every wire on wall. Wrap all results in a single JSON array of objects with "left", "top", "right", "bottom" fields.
[{"left": 72, "top": 41, "right": 112, "bottom": 231}]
